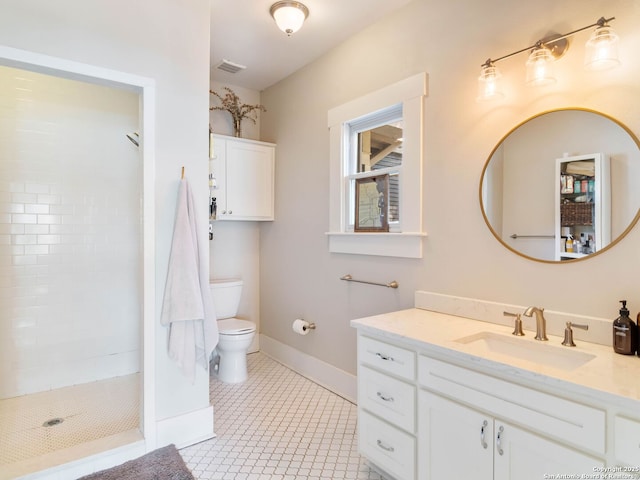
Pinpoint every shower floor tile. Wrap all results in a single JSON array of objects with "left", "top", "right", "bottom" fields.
[
  {"left": 180, "top": 352, "right": 386, "bottom": 480},
  {"left": 0, "top": 373, "right": 140, "bottom": 478}
]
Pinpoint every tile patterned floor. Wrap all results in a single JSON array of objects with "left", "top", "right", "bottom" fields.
[{"left": 180, "top": 353, "right": 385, "bottom": 480}]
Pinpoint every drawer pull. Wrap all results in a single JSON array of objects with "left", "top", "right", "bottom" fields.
[
  {"left": 376, "top": 352, "right": 395, "bottom": 362},
  {"left": 376, "top": 391, "right": 394, "bottom": 402},
  {"left": 376, "top": 439, "right": 395, "bottom": 452},
  {"left": 480, "top": 420, "right": 488, "bottom": 449},
  {"left": 496, "top": 425, "right": 504, "bottom": 456}
]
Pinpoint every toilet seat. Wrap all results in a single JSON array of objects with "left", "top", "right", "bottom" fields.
[{"left": 218, "top": 318, "right": 255, "bottom": 335}]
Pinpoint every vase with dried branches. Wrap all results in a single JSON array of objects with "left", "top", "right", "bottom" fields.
[{"left": 209, "top": 87, "right": 266, "bottom": 138}]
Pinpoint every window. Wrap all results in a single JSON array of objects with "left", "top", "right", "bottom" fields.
[
  {"left": 327, "top": 73, "right": 427, "bottom": 258},
  {"left": 346, "top": 105, "right": 403, "bottom": 231}
]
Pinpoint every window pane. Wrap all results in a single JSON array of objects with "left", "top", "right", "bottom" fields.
[{"left": 357, "top": 121, "right": 403, "bottom": 173}]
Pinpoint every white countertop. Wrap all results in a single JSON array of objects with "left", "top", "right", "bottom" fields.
[{"left": 351, "top": 307, "right": 640, "bottom": 409}]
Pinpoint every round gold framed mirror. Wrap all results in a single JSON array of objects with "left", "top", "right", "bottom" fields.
[{"left": 479, "top": 108, "right": 640, "bottom": 263}]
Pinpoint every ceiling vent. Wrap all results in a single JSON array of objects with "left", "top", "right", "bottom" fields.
[{"left": 215, "top": 59, "right": 247, "bottom": 74}]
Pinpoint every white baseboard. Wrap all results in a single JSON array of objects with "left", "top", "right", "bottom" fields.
[
  {"left": 156, "top": 405, "right": 215, "bottom": 449},
  {"left": 259, "top": 334, "right": 357, "bottom": 404}
]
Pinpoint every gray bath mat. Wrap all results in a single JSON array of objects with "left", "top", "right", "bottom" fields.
[{"left": 77, "top": 444, "right": 194, "bottom": 480}]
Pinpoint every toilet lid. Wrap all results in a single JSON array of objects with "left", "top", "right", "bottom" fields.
[{"left": 218, "top": 318, "right": 255, "bottom": 335}]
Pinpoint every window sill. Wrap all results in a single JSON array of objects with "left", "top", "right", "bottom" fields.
[{"left": 326, "top": 232, "right": 426, "bottom": 258}]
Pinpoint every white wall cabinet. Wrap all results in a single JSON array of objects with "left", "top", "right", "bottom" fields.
[
  {"left": 554, "top": 153, "right": 610, "bottom": 260},
  {"left": 211, "top": 134, "right": 275, "bottom": 221}
]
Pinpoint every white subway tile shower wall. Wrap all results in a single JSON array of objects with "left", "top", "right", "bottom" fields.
[{"left": 0, "top": 66, "right": 141, "bottom": 398}]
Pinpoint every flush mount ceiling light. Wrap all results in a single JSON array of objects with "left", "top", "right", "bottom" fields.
[
  {"left": 270, "top": 1, "right": 309, "bottom": 36},
  {"left": 477, "top": 16, "right": 620, "bottom": 101}
]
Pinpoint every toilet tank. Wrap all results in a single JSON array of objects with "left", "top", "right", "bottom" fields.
[{"left": 210, "top": 279, "right": 243, "bottom": 319}]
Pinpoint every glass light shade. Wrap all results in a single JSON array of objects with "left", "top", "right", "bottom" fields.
[
  {"left": 271, "top": 2, "right": 309, "bottom": 36},
  {"left": 584, "top": 25, "right": 620, "bottom": 70},
  {"left": 525, "top": 46, "right": 557, "bottom": 86},
  {"left": 477, "top": 64, "right": 504, "bottom": 101}
]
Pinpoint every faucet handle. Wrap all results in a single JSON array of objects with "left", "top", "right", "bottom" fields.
[
  {"left": 562, "top": 321, "right": 589, "bottom": 347},
  {"left": 504, "top": 311, "right": 525, "bottom": 336}
]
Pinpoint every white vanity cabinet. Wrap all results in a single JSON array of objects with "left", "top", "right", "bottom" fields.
[
  {"left": 418, "top": 355, "right": 605, "bottom": 480},
  {"left": 210, "top": 134, "right": 275, "bottom": 221},
  {"left": 355, "top": 330, "right": 608, "bottom": 480},
  {"left": 357, "top": 335, "right": 417, "bottom": 480},
  {"left": 614, "top": 415, "right": 640, "bottom": 467},
  {"left": 419, "top": 391, "right": 603, "bottom": 480}
]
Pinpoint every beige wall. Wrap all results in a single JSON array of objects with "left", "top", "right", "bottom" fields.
[
  {"left": 0, "top": 0, "right": 213, "bottom": 421},
  {"left": 259, "top": 0, "right": 640, "bottom": 375}
]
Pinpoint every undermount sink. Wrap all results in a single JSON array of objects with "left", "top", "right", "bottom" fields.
[{"left": 454, "top": 331, "right": 596, "bottom": 371}]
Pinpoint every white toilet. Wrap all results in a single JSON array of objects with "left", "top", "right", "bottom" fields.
[{"left": 209, "top": 279, "right": 256, "bottom": 383}]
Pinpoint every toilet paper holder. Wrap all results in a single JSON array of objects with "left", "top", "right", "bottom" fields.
[
  {"left": 298, "top": 320, "right": 316, "bottom": 330},
  {"left": 292, "top": 318, "right": 316, "bottom": 335}
]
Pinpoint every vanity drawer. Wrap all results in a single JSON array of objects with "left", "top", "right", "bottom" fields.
[
  {"left": 359, "top": 365, "right": 416, "bottom": 433},
  {"left": 614, "top": 415, "right": 640, "bottom": 465},
  {"left": 358, "top": 335, "right": 416, "bottom": 381},
  {"left": 418, "top": 355, "right": 606, "bottom": 454},
  {"left": 359, "top": 409, "right": 415, "bottom": 480}
]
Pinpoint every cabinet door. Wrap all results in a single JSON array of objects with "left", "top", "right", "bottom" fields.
[
  {"left": 493, "top": 421, "right": 604, "bottom": 480},
  {"left": 418, "top": 391, "right": 493, "bottom": 480},
  {"left": 225, "top": 140, "right": 274, "bottom": 220}
]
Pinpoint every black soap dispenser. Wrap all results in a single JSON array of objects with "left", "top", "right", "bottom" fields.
[{"left": 613, "top": 300, "right": 637, "bottom": 355}]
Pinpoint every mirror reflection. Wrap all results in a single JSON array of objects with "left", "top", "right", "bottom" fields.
[{"left": 480, "top": 109, "right": 640, "bottom": 262}]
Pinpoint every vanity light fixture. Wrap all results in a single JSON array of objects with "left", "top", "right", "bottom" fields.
[
  {"left": 270, "top": 1, "right": 309, "bottom": 36},
  {"left": 477, "top": 61, "right": 504, "bottom": 101},
  {"left": 525, "top": 43, "right": 557, "bottom": 86},
  {"left": 477, "top": 16, "right": 619, "bottom": 101}
]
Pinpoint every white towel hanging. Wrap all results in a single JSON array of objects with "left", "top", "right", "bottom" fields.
[{"left": 160, "top": 177, "right": 219, "bottom": 382}]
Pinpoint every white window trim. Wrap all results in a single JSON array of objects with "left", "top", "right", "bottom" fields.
[{"left": 326, "top": 73, "right": 427, "bottom": 258}]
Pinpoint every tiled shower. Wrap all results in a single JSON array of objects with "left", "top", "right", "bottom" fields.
[{"left": 0, "top": 65, "right": 142, "bottom": 476}]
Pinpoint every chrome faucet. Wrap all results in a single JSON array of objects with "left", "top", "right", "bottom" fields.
[{"left": 524, "top": 306, "right": 548, "bottom": 341}]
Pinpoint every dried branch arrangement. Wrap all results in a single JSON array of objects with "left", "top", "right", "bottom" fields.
[{"left": 209, "top": 87, "right": 266, "bottom": 137}]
